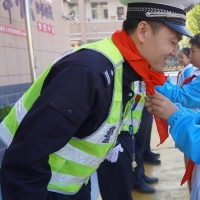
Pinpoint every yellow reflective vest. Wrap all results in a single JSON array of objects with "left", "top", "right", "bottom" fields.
[{"left": 0, "top": 37, "right": 138, "bottom": 195}]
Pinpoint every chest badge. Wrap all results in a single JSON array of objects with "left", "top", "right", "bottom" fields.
[{"left": 102, "top": 126, "right": 116, "bottom": 143}]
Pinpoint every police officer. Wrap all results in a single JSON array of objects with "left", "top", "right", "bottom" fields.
[{"left": 0, "top": 0, "right": 194, "bottom": 200}]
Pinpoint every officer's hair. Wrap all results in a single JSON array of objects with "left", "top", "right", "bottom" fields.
[
  {"left": 181, "top": 47, "right": 190, "bottom": 58},
  {"left": 189, "top": 33, "right": 200, "bottom": 49},
  {"left": 123, "top": 19, "right": 164, "bottom": 35}
]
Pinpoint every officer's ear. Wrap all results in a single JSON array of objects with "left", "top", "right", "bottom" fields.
[{"left": 136, "top": 21, "right": 150, "bottom": 44}]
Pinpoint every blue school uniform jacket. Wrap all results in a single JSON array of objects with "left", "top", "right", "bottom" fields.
[
  {"left": 177, "top": 63, "right": 194, "bottom": 86},
  {"left": 167, "top": 104, "right": 200, "bottom": 164}
]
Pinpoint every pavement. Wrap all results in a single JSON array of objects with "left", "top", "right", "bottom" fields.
[{"left": 93, "top": 122, "right": 190, "bottom": 200}]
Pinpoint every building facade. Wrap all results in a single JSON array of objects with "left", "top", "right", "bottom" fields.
[
  {"left": 0, "top": 0, "right": 72, "bottom": 106},
  {"left": 0, "top": 0, "right": 126, "bottom": 107},
  {"left": 69, "top": 0, "right": 126, "bottom": 45}
]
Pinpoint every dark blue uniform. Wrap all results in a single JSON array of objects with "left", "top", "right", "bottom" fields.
[{"left": 1, "top": 49, "right": 141, "bottom": 200}]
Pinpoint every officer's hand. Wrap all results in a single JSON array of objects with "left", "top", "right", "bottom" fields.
[
  {"left": 105, "top": 143, "right": 124, "bottom": 163},
  {"left": 150, "top": 92, "right": 178, "bottom": 120}
]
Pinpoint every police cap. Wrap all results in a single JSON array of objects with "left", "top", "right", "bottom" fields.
[{"left": 120, "top": 0, "right": 199, "bottom": 38}]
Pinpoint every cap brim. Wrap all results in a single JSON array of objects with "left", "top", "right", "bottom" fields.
[{"left": 164, "top": 22, "right": 193, "bottom": 38}]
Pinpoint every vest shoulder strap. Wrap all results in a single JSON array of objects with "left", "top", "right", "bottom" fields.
[{"left": 76, "top": 37, "right": 124, "bottom": 67}]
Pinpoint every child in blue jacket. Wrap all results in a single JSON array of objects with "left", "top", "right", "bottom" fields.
[
  {"left": 176, "top": 46, "right": 194, "bottom": 190},
  {"left": 155, "top": 33, "right": 200, "bottom": 109},
  {"left": 150, "top": 33, "right": 200, "bottom": 200},
  {"left": 145, "top": 92, "right": 200, "bottom": 200},
  {"left": 177, "top": 47, "right": 194, "bottom": 86}
]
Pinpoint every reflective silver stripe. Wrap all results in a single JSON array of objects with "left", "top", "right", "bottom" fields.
[
  {"left": 135, "top": 103, "right": 144, "bottom": 111},
  {"left": 105, "top": 71, "right": 111, "bottom": 85},
  {"left": 0, "top": 121, "right": 13, "bottom": 147},
  {"left": 55, "top": 144, "right": 104, "bottom": 166},
  {"left": 49, "top": 171, "right": 88, "bottom": 185},
  {"left": 85, "top": 123, "right": 119, "bottom": 144},
  {"left": 53, "top": 49, "right": 75, "bottom": 64},
  {"left": 0, "top": 145, "right": 6, "bottom": 164},
  {"left": 134, "top": 81, "right": 146, "bottom": 94},
  {"left": 14, "top": 96, "right": 27, "bottom": 124},
  {"left": 122, "top": 118, "right": 140, "bottom": 128},
  {"left": 0, "top": 122, "right": 9, "bottom": 164}
]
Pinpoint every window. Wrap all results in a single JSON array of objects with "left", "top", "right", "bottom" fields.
[
  {"left": 68, "top": 3, "right": 79, "bottom": 19},
  {"left": 117, "top": 7, "right": 124, "bottom": 20},
  {"left": 91, "top": 2, "right": 108, "bottom": 20}
]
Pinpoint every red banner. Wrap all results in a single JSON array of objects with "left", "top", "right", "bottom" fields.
[{"left": 0, "top": 24, "right": 27, "bottom": 37}]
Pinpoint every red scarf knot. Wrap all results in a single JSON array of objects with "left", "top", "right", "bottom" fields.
[{"left": 112, "top": 29, "right": 168, "bottom": 145}]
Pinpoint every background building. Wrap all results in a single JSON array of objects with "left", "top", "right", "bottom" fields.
[
  {"left": 0, "top": 0, "right": 72, "bottom": 106},
  {"left": 0, "top": 0, "right": 126, "bottom": 107},
  {"left": 69, "top": 0, "right": 126, "bottom": 45}
]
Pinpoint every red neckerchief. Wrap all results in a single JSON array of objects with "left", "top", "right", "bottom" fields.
[
  {"left": 181, "top": 74, "right": 196, "bottom": 88},
  {"left": 177, "top": 71, "right": 182, "bottom": 84},
  {"left": 112, "top": 29, "right": 168, "bottom": 145},
  {"left": 180, "top": 74, "right": 196, "bottom": 189}
]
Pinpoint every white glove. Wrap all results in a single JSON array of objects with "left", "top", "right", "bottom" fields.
[{"left": 105, "top": 143, "right": 124, "bottom": 163}]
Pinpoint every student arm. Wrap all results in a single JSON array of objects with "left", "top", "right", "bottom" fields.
[
  {"left": 155, "top": 76, "right": 200, "bottom": 108},
  {"left": 168, "top": 104, "right": 200, "bottom": 164}
]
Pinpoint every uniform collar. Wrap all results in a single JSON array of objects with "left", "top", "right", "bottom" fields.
[{"left": 122, "top": 59, "right": 142, "bottom": 89}]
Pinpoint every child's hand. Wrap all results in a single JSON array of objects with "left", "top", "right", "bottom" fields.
[
  {"left": 144, "top": 96, "right": 153, "bottom": 113},
  {"left": 145, "top": 92, "right": 178, "bottom": 120}
]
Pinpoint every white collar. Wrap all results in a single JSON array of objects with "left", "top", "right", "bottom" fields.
[
  {"left": 180, "top": 63, "right": 193, "bottom": 73},
  {"left": 191, "top": 68, "right": 200, "bottom": 76}
]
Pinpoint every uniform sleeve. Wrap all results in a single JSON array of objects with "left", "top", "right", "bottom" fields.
[
  {"left": 166, "top": 77, "right": 175, "bottom": 86},
  {"left": 155, "top": 76, "right": 200, "bottom": 108},
  {"left": 167, "top": 104, "right": 200, "bottom": 164},
  {"left": 1, "top": 65, "right": 105, "bottom": 199}
]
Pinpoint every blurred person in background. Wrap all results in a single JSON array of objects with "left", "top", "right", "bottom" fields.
[{"left": 177, "top": 47, "right": 194, "bottom": 86}]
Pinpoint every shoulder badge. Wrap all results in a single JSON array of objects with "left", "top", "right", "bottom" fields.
[{"left": 102, "top": 68, "right": 114, "bottom": 86}]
